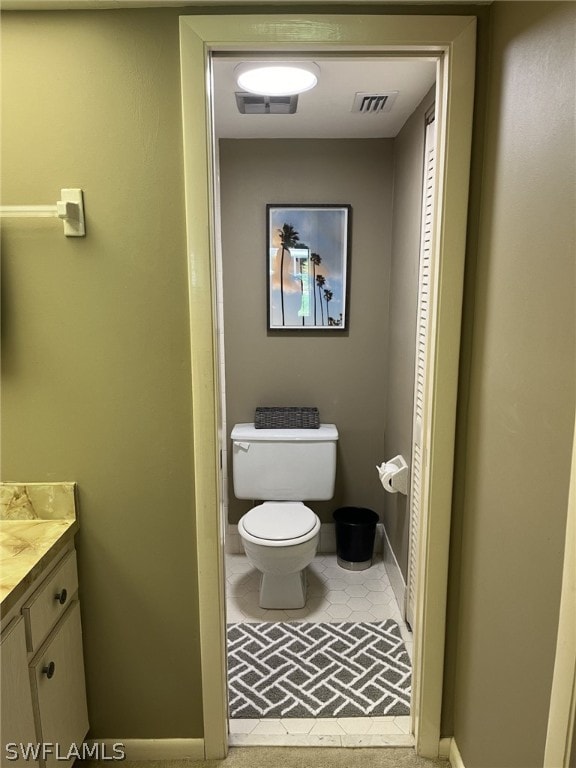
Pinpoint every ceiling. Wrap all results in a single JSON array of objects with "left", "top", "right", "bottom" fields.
[
  {"left": 212, "top": 56, "right": 437, "bottom": 139},
  {"left": 2, "top": 0, "right": 490, "bottom": 7}
]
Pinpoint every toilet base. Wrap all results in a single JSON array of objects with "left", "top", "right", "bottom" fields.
[{"left": 259, "top": 569, "right": 307, "bottom": 609}]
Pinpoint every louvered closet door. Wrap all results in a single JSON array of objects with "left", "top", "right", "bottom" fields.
[{"left": 406, "top": 113, "right": 436, "bottom": 630}]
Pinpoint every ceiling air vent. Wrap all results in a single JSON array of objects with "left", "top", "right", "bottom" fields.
[
  {"left": 351, "top": 91, "right": 399, "bottom": 114},
  {"left": 235, "top": 92, "right": 298, "bottom": 115}
]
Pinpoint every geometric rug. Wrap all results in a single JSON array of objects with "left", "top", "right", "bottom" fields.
[{"left": 227, "top": 620, "right": 411, "bottom": 719}]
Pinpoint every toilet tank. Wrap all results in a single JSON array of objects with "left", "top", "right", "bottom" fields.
[{"left": 231, "top": 423, "right": 338, "bottom": 501}]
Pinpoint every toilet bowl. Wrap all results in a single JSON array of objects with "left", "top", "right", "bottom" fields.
[{"left": 238, "top": 502, "right": 321, "bottom": 609}]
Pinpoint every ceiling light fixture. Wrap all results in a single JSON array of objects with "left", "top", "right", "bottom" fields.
[{"left": 234, "top": 62, "right": 320, "bottom": 97}]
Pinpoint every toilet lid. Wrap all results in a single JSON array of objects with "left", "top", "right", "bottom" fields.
[{"left": 242, "top": 503, "right": 317, "bottom": 541}]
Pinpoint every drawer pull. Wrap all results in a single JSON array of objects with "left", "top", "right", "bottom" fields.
[
  {"left": 55, "top": 589, "right": 68, "bottom": 605},
  {"left": 42, "top": 661, "right": 56, "bottom": 679}
]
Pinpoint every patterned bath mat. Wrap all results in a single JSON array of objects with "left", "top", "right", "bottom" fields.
[{"left": 227, "top": 620, "right": 411, "bottom": 718}]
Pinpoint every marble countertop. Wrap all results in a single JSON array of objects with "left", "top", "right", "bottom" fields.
[{"left": 0, "top": 483, "right": 78, "bottom": 617}]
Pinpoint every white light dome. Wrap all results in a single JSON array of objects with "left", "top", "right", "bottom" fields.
[{"left": 235, "top": 62, "right": 320, "bottom": 97}]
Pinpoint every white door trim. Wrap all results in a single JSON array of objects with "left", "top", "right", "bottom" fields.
[
  {"left": 179, "top": 13, "right": 476, "bottom": 759},
  {"left": 544, "top": 415, "right": 576, "bottom": 768}
]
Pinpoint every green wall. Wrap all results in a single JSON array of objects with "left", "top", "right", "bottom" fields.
[
  {"left": 451, "top": 3, "right": 575, "bottom": 766},
  {"left": 1, "top": 9, "right": 202, "bottom": 737}
]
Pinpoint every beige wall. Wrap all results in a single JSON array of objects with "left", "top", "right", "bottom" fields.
[
  {"left": 219, "top": 138, "right": 394, "bottom": 525},
  {"left": 452, "top": 3, "right": 576, "bottom": 766},
  {"left": 382, "top": 86, "right": 435, "bottom": 580},
  {"left": 0, "top": 10, "right": 203, "bottom": 738}
]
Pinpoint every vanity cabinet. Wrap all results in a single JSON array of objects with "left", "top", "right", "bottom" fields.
[
  {"left": 0, "top": 545, "right": 88, "bottom": 768},
  {"left": 0, "top": 617, "right": 39, "bottom": 767}
]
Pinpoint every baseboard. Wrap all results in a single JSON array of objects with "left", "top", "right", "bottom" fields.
[
  {"left": 319, "top": 522, "right": 385, "bottom": 555},
  {"left": 225, "top": 523, "right": 244, "bottom": 554},
  {"left": 381, "top": 523, "right": 407, "bottom": 615},
  {"left": 85, "top": 739, "right": 205, "bottom": 761},
  {"left": 449, "top": 738, "right": 466, "bottom": 768},
  {"left": 438, "top": 737, "right": 452, "bottom": 759}
]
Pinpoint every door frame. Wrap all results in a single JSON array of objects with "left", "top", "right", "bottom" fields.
[
  {"left": 544, "top": 414, "right": 576, "bottom": 768},
  {"left": 179, "top": 13, "right": 476, "bottom": 759}
]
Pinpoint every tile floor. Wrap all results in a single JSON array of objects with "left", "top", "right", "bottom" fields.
[{"left": 225, "top": 551, "right": 414, "bottom": 748}]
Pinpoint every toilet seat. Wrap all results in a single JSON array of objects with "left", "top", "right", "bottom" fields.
[{"left": 242, "top": 502, "right": 317, "bottom": 541}]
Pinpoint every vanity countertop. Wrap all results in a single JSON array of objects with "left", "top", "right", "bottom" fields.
[{"left": 0, "top": 483, "right": 78, "bottom": 616}]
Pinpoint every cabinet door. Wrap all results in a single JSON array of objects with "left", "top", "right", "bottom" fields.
[
  {"left": 1, "top": 617, "right": 39, "bottom": 767},
  {"left": 30, "top": 601, "right": 89, "bottom": 768}
]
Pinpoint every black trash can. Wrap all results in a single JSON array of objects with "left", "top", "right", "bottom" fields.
[{"left": 333, "top": 507, "right": 379, "bottom": 571}]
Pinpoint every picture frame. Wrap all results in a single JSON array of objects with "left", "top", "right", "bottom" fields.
[{"left": 267, "top": 204, "right": 351, "bottom": 331}]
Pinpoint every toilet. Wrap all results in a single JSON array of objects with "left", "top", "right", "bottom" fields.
[{"left": 231, "top": 422, "right": 338, "bottom": 609}]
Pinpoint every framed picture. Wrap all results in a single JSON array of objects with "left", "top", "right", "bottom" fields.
[{"left": 267, "top": 204, "right": 351, "bottom": 331}]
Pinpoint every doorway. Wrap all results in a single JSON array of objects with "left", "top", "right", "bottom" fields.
[
  {"left": 179, "top": 13, "right": 476, "bottom": 760},
  {"left": 214, "top": 53, "right": 434, "bottom": 746}
]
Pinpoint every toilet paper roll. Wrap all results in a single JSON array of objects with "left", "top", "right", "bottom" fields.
[
  {"left": 377, "top": 463, "right": 398, "bottom": 493},
  {"left": 379, "top": 468, "right": 399, "bottom": 493},
  {"left": 376, "top": 456, "right": 408, "bottom": 495}
]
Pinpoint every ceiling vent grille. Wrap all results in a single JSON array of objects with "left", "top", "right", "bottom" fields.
[
  {"left": 351, "top": 91, "right": 399, "bottom": 114},
  {"left": 235, "top": 92, "right": 298, "bottom": 115}
]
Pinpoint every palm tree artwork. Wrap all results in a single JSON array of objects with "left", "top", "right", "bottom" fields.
[
  {"left": 323, "top": 288, "right": 334, "bottom": 325},
  {"left": 296, "top": 242, "right": 310, "bottom": 326},
  {"left": 267, "top": 205, "right": 350, "bottom": 330},
  {"left": 310, "top": 252, "right": 322, "bottom": 325},
  {"left": 316, "top": 274, "right": 326, "bottom": 326},
  {"left": 278, "top": 223, "right": 300, "bottom": 326}
]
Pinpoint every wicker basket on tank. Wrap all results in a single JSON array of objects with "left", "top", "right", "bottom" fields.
[{"left": 254, "top": 407, "right": 320, "bottom": 429}]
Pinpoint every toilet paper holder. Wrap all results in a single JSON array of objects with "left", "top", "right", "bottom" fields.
[{"left": 376, "top": 455, "right": 409, "bottom": 495}]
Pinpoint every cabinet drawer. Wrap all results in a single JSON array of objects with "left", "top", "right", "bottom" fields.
[{"left": 23, "top": 550, "right": 78, "bottom": 652}]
